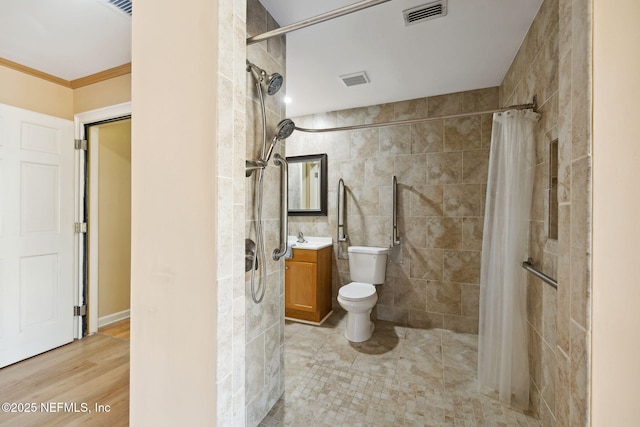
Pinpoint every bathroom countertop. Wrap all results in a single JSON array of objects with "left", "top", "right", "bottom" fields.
[{"left": 287, "top": 236, "right": 333, "bottom": 250}]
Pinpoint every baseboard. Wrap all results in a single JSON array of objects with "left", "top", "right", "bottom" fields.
[
  {"left": 285, "top": 310, "right": 333, "bottom": 326},
  {"left": 98, "top": 309, "right": 130, "bottom": 328}
]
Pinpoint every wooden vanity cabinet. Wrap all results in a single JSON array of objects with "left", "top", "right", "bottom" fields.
[{"left": 284, "top": 246, "right": 333, "bottom": 323}]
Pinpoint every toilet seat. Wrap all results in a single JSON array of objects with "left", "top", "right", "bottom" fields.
[{"left": 338, "top": 282, "right": 376, "bottom": 302}]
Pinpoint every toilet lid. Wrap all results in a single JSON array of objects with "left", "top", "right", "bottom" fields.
[{"left": 339, "top": 282, "right": 376, "bottom": 301}]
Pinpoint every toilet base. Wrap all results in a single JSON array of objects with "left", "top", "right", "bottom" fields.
[{"left": 344, "top": 310, "right": 375, "bottom": 342}]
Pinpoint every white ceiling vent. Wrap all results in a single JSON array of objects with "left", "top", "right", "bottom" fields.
[
  {"left": 339, "top": 71, "right": 370, "bottom": 87},
  {"left": 403, "top": 1, "right": 447, "bottom": 26},
  {"left": 107, "top": 0, "right": 132, "bottom": 16}
]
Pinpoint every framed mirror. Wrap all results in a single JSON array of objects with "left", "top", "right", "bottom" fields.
[{"left": 287, "top": 154, "right": 327, "bottom": 216}]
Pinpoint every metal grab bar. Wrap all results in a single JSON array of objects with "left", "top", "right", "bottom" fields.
[
  {"left": 388, "top": 176, "right": 403, "bottom": 263},
  {"left": 522, "top": 258, "right": 558, "bottom": 289},
  {"left": 337, "top": 178, "right": 349, "bottom": 260},
  {"left": 272, "top": 154, "right": 288, "bottom": 260},
  {"left": 337, "top": 178, "right": 347, "bottom": 243},
  {"left": 391, "top": 176, "right": 401, "bottom": 245}
]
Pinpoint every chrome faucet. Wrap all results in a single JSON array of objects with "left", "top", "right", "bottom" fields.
[{"left": 297, "top": 231, "right": 306, "bottom": 243}]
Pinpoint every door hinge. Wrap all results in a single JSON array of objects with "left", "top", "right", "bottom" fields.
[
  {"left": 74, "top": 222, "right": 88, "bottom": 233},
  {"left": 74, "top": 305, "right": 87, "bottom": 316},
  {"left": 74, "top": 139, "right": 88, "bottom": 150}
]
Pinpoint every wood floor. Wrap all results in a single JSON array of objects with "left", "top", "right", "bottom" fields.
[
  {"left": 98, "top": 318, "right": 130, "bottom": 341},
  {"left": 0, "top": 319, "right": 130, "bottom": 426}
]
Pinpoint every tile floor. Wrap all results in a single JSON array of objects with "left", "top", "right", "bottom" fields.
[{"left": 260, "top": 309, "right": 540, "bottom": 426}]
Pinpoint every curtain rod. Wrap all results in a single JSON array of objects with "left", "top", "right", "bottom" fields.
[
  {"left": 247, "top": 0, "right": 391, "bottom": 45},
  {"left": 294, "top": 96, "right": 538, "bottom": 134}
]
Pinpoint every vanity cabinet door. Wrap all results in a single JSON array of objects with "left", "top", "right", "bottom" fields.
[
  {"left": 285, "top": 260, "right": 317, "bottom": 313},
  {"left": 285, "top": 246, "right": 332, "bottom": 323}
]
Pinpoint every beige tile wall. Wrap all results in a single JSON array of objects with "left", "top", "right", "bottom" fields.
[
  {"left": 234, "top": 1, "right": 592, "bottom": 425},
  {"left": 245, "top": 0, "right": 287, "bottom": 425},
  {"left": 500, "top": 0, "right": 592, "bottom": 424},
  {"left": 287, "top": 87, "right": 499, "bottom": 334},
  {"left": 501, "top": 0, "right": 559, "bottom": 422},
  {"left": 216, "top": 0, "right": 247, "bottom": 424},
  {"left": 562, "top": 0, "right": 592, "bottom": 425}
]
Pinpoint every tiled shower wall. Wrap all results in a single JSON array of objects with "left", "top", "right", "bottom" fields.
[
  {"left": 216, "top": 0, "right": 247, "bottom": 424},
  {"left": 500, "top": 0, "right": 592, "bottom": 424},
  {"left": 287, "top": 88, "right": 499, "bottom": 334},
  {"left": 500, "top": 0, "right": 559, "bottom": 422},
  {"left": 245, "top": 0, "right": 287, "bottom": 424}
]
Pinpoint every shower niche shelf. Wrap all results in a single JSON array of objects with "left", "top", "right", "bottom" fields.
[{"left": 285, "top": 245, "right": 333, "bottom": 325}]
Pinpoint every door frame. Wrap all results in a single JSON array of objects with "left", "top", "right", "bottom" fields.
[{"left": 74, "top": 102, "right": 131, "bottom": 337}]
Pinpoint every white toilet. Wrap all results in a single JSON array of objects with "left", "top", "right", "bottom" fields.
[{"left": 337, "top": 245, "right": 389, "bottom": 342}]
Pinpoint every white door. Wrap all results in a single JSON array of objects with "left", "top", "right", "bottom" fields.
[{"left": 0, "top": 103, "right": 75, "bottom": 368}]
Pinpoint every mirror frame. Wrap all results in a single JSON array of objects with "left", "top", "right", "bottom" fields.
[{"left": 286, "top": 153, "right": 328, "bottom": 216}]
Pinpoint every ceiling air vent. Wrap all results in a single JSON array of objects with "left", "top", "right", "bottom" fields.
[
  {"left": 403, "top": 0, "right": 447, "bottom": 26},
  {"left": 339, "top": 71, "right": 370, "bottom": 87},
  {"left": 107, "top": 0, "right": 132, "bottom": 15}
]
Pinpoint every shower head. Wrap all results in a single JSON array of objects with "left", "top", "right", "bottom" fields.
[
  {"left": 275, "top": 118, "right": 295, "bottom": 140},
  {"left": 263, "top": 119, "right": 295, "bottom": 163},
  {"left": 246, "top": 61, "right": 283, "bottom": 95},
  {"left": 265, "top": 73, "right": 283, "bottom": 95}
]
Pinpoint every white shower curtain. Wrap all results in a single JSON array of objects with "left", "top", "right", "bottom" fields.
[{"left": 477, "top": 109, "right": 540, "bottom": 410}]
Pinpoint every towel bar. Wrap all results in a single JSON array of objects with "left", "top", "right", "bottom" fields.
[{"left": 522, "top": 258, "right": 558, "bottom": 289}]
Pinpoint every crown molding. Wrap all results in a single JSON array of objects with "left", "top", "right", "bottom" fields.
[
  {"left": 0, "top": 57, "right": 70, "bottom": 87},
  {"left": 0, "top": 57, "right": 131, "bottom": 89},
  {"left": 70, "top": 63, "right": 131, "bottom": 89}
]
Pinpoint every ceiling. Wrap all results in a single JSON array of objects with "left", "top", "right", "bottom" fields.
[
  {"left": 0, "top": 0, "right": 541, "bottom": 117},
  {"left": 259, "top": 0, "right": 543, "bottom": 117},
  {"left": 0, "top": 0, "right": 131, "bottom": 82}
]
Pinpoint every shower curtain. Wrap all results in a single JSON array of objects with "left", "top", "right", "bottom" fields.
[{"left": 477, "top": 109, "right": 540, "bottom": 410}]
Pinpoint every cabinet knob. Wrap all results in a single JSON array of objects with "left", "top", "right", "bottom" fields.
[{"left": 285, "top": 266, "right": 289, "bottom": 270}]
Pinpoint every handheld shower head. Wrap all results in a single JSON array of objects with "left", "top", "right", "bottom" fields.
[
  {"left": 246, "top": 61, "right": 283, "bottom": 95},
  {"left": 263, "top": 119, "right": 295, "bottom": 163},
  {"left": 275, "top": 118, "right": 295, "bottom": 140}
]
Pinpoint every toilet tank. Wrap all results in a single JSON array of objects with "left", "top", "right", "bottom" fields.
[{"left": 348, "top": 246, "right": 389, "bottom": 285}]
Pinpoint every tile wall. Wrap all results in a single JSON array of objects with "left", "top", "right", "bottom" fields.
[
  {"left": 245, "top": 0, "right": 287, "bottom": 425},
  {"left": 216, "top": 0, "right": 248, "bottom": 424},
  {"left": 558, "top": 0, "right": 592, "bottom": 424},
  {"left": 500, "top": 0, "right": 592, "bottom": 424},
  {"left": 232, "top": 0, "right": 592, "bottom": 425},
  {"left": 287, "top": 87, "right": 499, "bottom": 334},
  {"left": 500, "top": 0, "right": 559, "bottom": 422}
]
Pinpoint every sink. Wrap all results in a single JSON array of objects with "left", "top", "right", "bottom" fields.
[{"left": 287, "top": 236, "right": 333, "bottom": 250}]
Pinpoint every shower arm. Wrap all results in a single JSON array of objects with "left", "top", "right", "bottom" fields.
[
  {"left": 272, "top": 154, "right": 289, "bottom": 261},
  {"left": 246, "top": 62, "right": 264, "bottom": 80}
]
